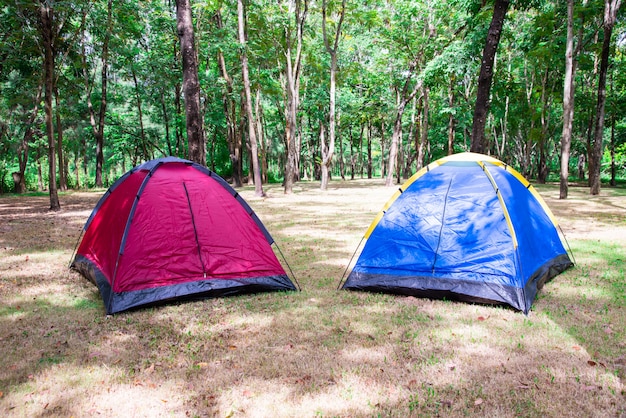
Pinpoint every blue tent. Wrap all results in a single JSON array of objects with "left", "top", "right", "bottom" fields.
[{"left": 341, "top": 153, "right": 572, "bottom": 313}]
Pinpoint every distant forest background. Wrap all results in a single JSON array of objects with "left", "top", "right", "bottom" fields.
[{"left": 0, "top": 0, "right": 624, "bottom": 206}]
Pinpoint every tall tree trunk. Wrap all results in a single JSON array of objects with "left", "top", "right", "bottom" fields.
[
  {"left": 215, "top": 11, "right": 242, "bottom": 187},
  {"left": 320, "top": 0, "right": 346, "bottom": 190},
  {"left": 82, "top": 0, "right": 112, "bottom": 188},
  {"left": 447, "top": 76, "right": 456, "bottom": 155},
  {"left": 380, "top": 120, "right": 386, "bottom": 178},
  {"left": 54, "top": 85, "right": 66, "bottom": 191},
  {"left": 560, "top": 0, "right": 575, "bottom": 198},
  {"left": 131, "top": 67, "right": 148, "bottom": 160},
  {"left": 537, "top": 67, "right": 552, "bottom": 184},
  {"left": 470, "top": 0, "right": 510, "bottom": 153},
  {"left": 39, "top": 2, "right": 60, "bottom": 210},
  {"left": 609, "top": 114, "right": 616, "bottom": 186},
  {"left": 589, "top": 0, "right": 621, "bottom": 195},
  {"left": 416, "top": 86, "right": 429, "bottom": 171},
  {"left": 338, "top": 118, "right": 345, "bottom": 181},
  {"left": 402, "top": 98, "right": 417, "bottom": 178},
  {"left": 238, "top": 0, "right": 264, "bottom": 196},
  {"left": 176, "top": 0, "right": 205, "bottom": 166},
  {"left": 161, "top": 91, "right": 173, "bottom": 156},
  {"left": 283, "top": 0, "right": 308, "bottom": 194},
  {"left": 386, "top": 75, "right": 421, "bottom": 187},
  {"left": 15, "top": 85, "right": 43, "bottom": 194},
  {"left": 256, "top": 88, "right": 269, "bottom": 184},
  {"left": 367, "top": 121, "right": 373, "bottom": 178}
]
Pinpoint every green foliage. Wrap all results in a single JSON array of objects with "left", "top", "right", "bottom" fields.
[{"left": 0, "top": 0, "right": 625, "bottom": 192}]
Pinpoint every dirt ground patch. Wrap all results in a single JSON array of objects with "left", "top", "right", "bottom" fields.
[{"left": 0, "top": 180, "right": 624, "bottom": 417}]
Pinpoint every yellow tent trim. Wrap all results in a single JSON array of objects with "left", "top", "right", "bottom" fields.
[
  {"left": 478, "top": 161, "right": 518, "bottom": 249},
  {"left": 484, "top": 159, "right": 560, "bottom": 227},
  {"left": 363, "top": 152, "right": 560, "bottom": 239}
]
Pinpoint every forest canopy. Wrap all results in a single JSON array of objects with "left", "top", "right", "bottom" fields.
[{"left": 0, "top": 0, "right": 624, "bottom": 202}]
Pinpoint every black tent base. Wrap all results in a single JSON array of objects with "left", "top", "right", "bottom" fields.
[{"left": 71, "top": 254, "right": 297, "bottom": 315}]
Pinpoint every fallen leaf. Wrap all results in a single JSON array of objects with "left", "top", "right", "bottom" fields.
[
  {"left": 587, "top": 360, "right": 597, "bottom": 367},
  {"left": 228, "top": 345, "right": 237, "bottom": 350}
]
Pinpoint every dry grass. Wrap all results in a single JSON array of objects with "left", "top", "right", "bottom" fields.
[{"left": 0, "top": 180, "right": 625, "bottom": 417}]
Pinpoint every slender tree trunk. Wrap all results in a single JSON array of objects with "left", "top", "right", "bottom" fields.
[
  {"left": 237, "top": 93, "right": 245, "bottom": 184},
  {"left": 161, "top": 91, "right": 173, "bottom": 156},
  {"left": 367, "top": 121, "right": 373, "bottom": 178},
  {"left": 320, "top": 0, "right": 346, "bottom": 190},
  {"left": 380, "top": 120, "right": 386, "bottom": 178},
  {"left": 82, "top": 0, "right": 112, "bottom": 188},
  {"left": 589, "top": 0, "right": 621, "bottom": 195},
  {"left": 447, "top": 76, "right": 456, "bottom": 155},
  {"left": 215, "top": 12, "right": 242, "bottom": 187},
  {"left": 131, "top": 67, "right": 148, "bottom": 160},
  {"left": 54, "top": 85, "right": 66, "bottom": 191},
  {"left": 416, "top": 86, "right": 429, "bottom": 171},
  {"left": 39, "top": 2, "right": 60, "bottom": 210},
  {"left": 238, "top": 0, "right": 264, "bottom": 195},
  {"left": 470, "top": 0, "right": 510, "bottom": 153},
  {"left": 256, "top": 89, "right": 269, "bottom": 184},
  {"left": 284, "top": 0, "right": 308, "bottom": 194},
  {"left": 339, "top": 118, "right": 345, "bottom": 181},
  {"left": 176, "top": 0, "right": 205, "bottom": 166},
  {"left": 537, "top": 67, "right": 552, "bottom": 184},
  {"left": 16, "top": 85, "right": 43, "bottom": 194},
  {"left": 610, "top": 114, "right": 616, "bottom": 186},
  {"left": 560, "top": 0, "right": 575, "bottom": 198},
  {"left": 386, "top": 78, "right": 421, "bottom": 186}
]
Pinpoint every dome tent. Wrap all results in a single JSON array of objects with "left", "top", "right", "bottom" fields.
[
  {"left": 71, "top": 157, "right": 297, "bottom": 314},
  {"left": 340, "top": 152, "right": 572, "bottom": 314}
]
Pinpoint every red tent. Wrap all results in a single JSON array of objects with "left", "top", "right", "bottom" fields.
[{"left": 72, "top": 157, "right": 297, "bottom": 314}]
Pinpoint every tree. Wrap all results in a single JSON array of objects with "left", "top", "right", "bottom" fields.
[
  {"left": 176, "top": 0, "right": 206, "bottom": 165},
  {"left": 82, "top": 0, "right": 113, "bottom": 188},
  {"left": 283, "top": 0, "right": 308, "bottom": 194},
  {"left": 320, "top": 0, "right": 346, "bottom": 190},
  {"left": 214, "top": 9, "right": 244, "bottom": 187},
  {"left": 238, "top": 0, "right": 264, "bottom": 196},
  {"left": 560, "top": 0, "right": 576, "bottom": 199},
  {"left": 38, "top": 1, "right": 60, "bottom": 210},
  {"left": 470, "top": 0, "right": 510, "bottom": 153},
  {"left": 589, "top": 0, "right": 622, "bottom": 195}
]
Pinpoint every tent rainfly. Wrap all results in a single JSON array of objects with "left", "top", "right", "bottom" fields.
[
  {"left": 341, "top": 152, "right": 573, "bottom": 314},
  {"left": 71, "top": 157, "right": 297, "bottom": 314}
]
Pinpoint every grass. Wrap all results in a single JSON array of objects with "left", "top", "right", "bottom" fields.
[{"left": 0, "top": 180, "right": 625, "bottom": 417}]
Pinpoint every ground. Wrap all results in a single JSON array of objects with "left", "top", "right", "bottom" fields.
[{"left": 0, "top": 179, "right": 624, "bottom": 417}]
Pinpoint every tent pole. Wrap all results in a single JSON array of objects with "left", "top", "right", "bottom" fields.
[
  {"left": 558, "top": 225, "right": 577, "bottom": 265},
  {"left": 337, "top": 236, "right": 365, "bottom": 290},
  {"left": 274, "top": 243, "right": 300, "bottom": 291},
  {"left": 68, "top": 228, "right": 85, "bottom": 269}
]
